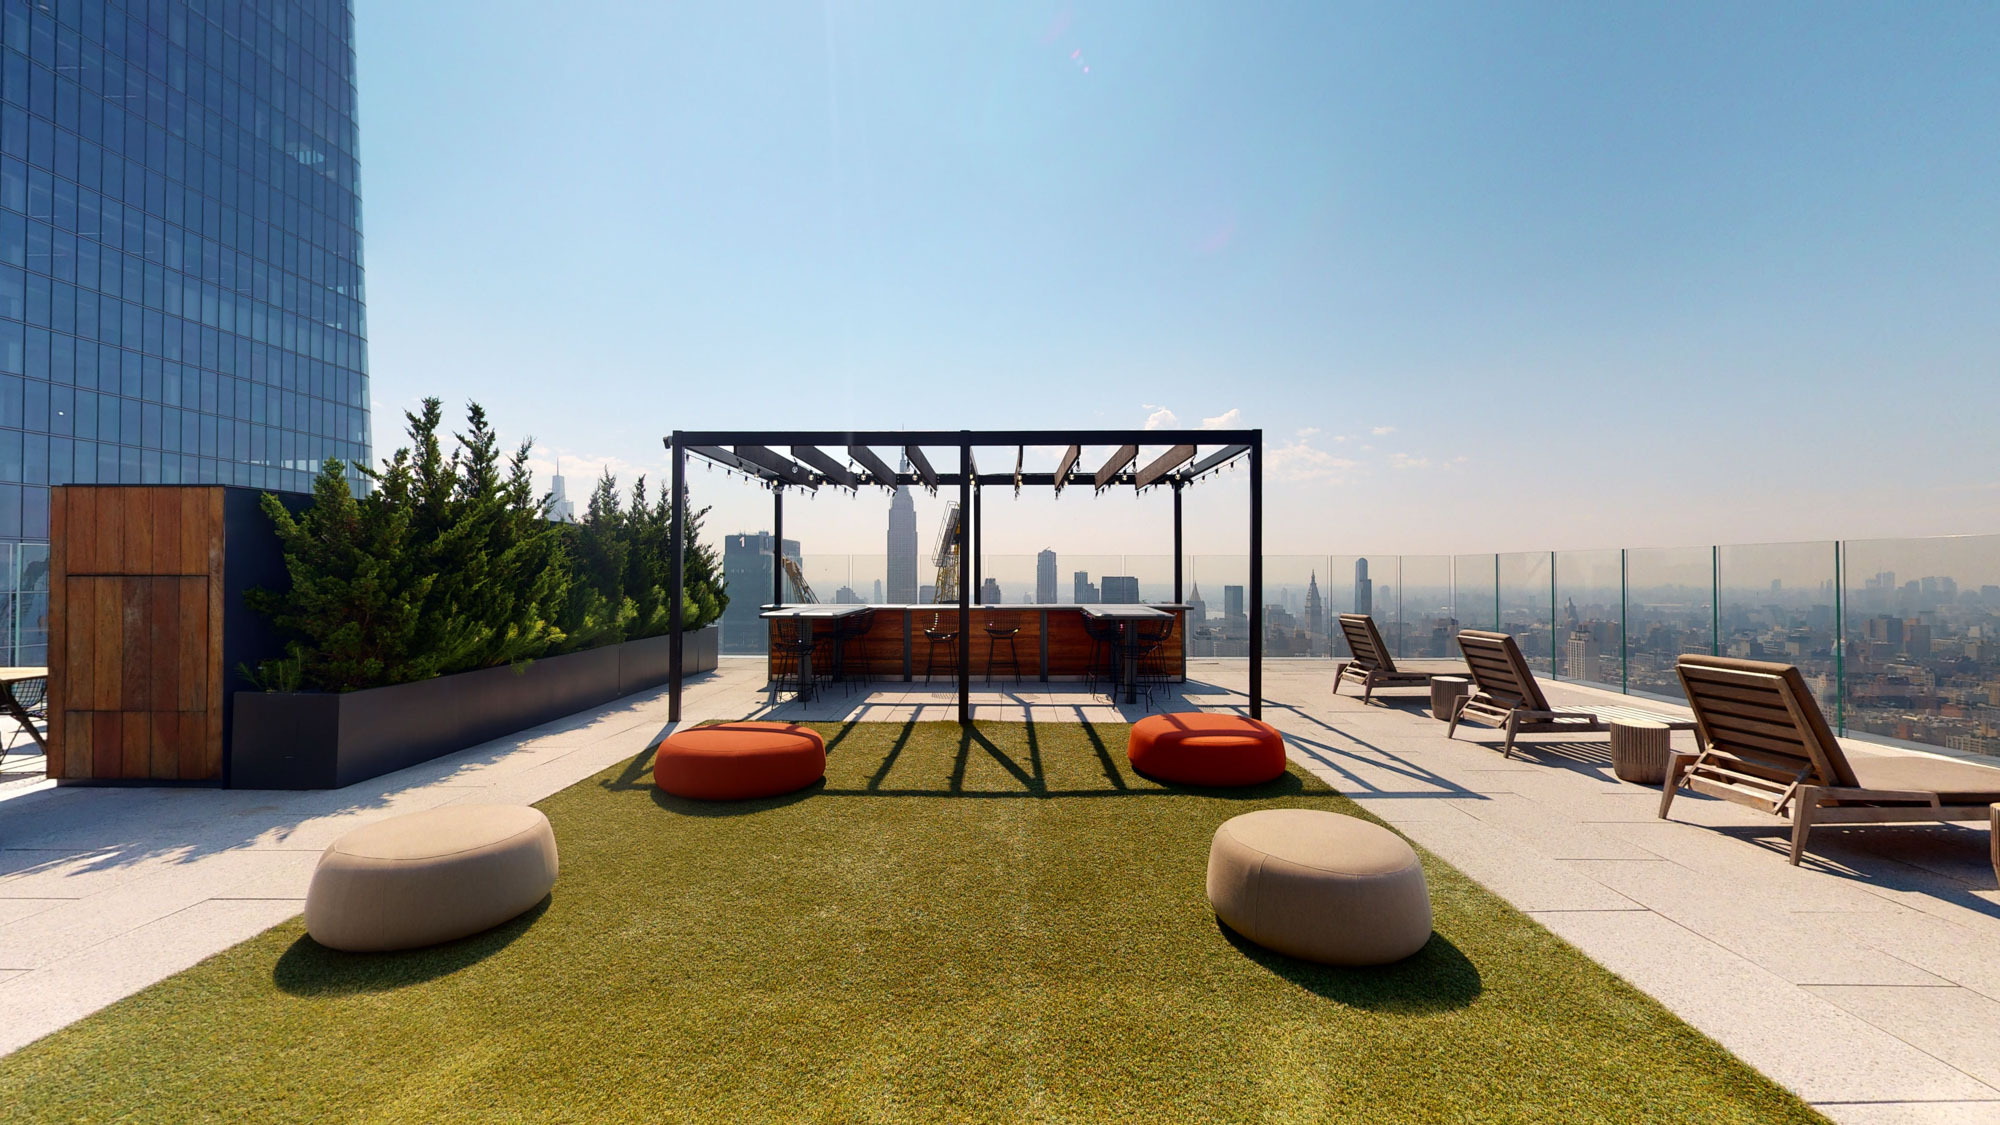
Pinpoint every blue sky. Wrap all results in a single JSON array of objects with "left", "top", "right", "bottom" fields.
[{"left": 354, "top": 2, "right": 1998, "bottom": 560}]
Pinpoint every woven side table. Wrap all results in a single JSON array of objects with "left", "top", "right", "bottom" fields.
[
  {"left": 1609, "top": 720, "right": 1672, "bottom": 785},
  {"left": 1430, "top": 675, "right": 1471, "bottom": 722}
]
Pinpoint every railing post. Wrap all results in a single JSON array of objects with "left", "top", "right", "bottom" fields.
[
  {"left": 1711, "top": 545, "right": 1721, "bottom": 656},
  {"left": 1620, "top": 547, "right": 1629, "bottom": 695},
  {"left": 668, "top": 432, "right": 685, "bottom": 724},
  {"left": 1834, "top": 540, "right": 1846, "bottom": 733}
]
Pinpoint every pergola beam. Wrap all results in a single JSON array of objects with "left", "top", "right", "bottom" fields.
[
  {"left": 686, "top": 445, "right": 778, "bottom": 483},
  {"left": 734, "top": 445, "right": 818, "bottom": 489},
  {"left": 1093, "top": 444, "right": 1138, "bottom": 489},
  {"left": 847, "top": 445, "right": 897, "bottom": 487},
  {"left": 1053, "top": 445, "right": 1081, "bottom": 496},
  {"left": 791, "top": 445, "right": 859, "bottom": 488},
  {"left": 905, "top": 446, "right": 939, "bottom": 491},
  {"left": 1179, "top": 443, "right": 1250, "bottom": 481},
  {"left": 1134, "top": 444, "right": 1195, "bottom": 490}
]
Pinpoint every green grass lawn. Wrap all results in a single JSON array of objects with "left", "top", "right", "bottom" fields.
[{"left": 0, "top": 721, "right": 1823, "bottom": 1123}]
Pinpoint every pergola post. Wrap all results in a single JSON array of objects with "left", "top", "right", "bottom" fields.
[
  {"left": 1248, "top": 434, "right": 1263, "bottom": 720},
  {"left": 668, "top": 432, "right": 686, "bottom": 723},
  {"left": 972, "top": 480, "right": 982, "bottom": 604},
  {"left": 958, "top": 439, "right": 972, "bottom": 726},
  {"left": 771, "top": 485, "right": 784, "bottom": 606},
  {"left": 1172, "top": 479, "right": 1184, "bottom": 604}
]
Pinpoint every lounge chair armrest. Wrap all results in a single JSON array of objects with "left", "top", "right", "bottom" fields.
[{"left": 1812, "top": 787, "right": 1942, "bottom": 807}]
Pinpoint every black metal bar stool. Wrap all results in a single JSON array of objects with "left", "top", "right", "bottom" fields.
[
  {"left": 922, "top": 615, "right": 959, "bottom": 684},
  {"left": 1081, "top": 617, "right": 1122, "bottom": 701},
  {"left": 832, "top": 609, "right": 875, "bottom": 695},
  {"left": 983, "top": 621, "right": 1023, "bottom": 685}
]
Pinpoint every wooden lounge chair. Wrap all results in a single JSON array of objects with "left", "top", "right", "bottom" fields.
[
  {"left": 1332, "top": 614, "right": 1437, "bottom": 704},
  {"left": 1667, "top": 654, "right": 2000, "bottom": 865},
  {"left": 1449, "top": 630, "right": 1694, "bottom": 758}
]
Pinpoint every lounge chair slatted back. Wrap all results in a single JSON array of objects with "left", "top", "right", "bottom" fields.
[
  {"left": 1336, "top": 614, "right": 1397, "bottom": 674},
  {"left": 1675, "top": 657, "right": 1857, "bottom": 790},
  {"left": 1453, "top": 631, "right": 1552, "bottom": 713}
]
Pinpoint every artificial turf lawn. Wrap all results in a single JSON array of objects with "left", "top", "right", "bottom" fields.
[{"left": 0, "top": 721, "right": 1825, "bottom": 1124}]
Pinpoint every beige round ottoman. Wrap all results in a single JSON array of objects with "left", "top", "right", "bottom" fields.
[
  {"left": 1206, "top": 809, "right": 1431, "bottom": 966},
  {"left": 305, "top": 806, "right": 559, "bottom": 953}
]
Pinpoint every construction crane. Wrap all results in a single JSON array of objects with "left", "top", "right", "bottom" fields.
[
  {"left": 778, "top": 553, "right": 818, "bottom": 604},
  {"left": 931, "top": 503, "right": 961, "bottom": 603}
]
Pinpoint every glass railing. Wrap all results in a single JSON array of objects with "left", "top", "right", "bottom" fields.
[{"left": 712, "top": 535, "right": 2000, "bottom": 760}]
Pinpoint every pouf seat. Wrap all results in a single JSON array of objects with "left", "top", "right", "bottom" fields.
[
  {"left": 305, "top": 805, "right": 559, "bottom": 953},
  {"left": 1206, "top": 809, "right": 1432, "bottom": 965},
  {"left": 654, "top": 721, "right": 826, "bottom": 801},
  {"left": 1127, "top": 713, "right": 1286, "bottom": 787}
]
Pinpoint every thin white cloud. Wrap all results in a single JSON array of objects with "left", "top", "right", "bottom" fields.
[
  {"left": 1389, "top": 453, "right": 1431, "bottom": 471},
  {"left": 1371, "top": 425, "right": 1396, "bottom": 436},
  {"left": 1201, "top": 408, "right": 1242, "bottom": 429},
  {"left": 1143, "top": 405, "right": 1179, "bottom": 430},
  {"left": 1269, "top": 434, "right": 1361, "bottom": 483}
]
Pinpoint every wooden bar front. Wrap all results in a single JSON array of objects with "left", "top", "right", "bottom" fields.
[{"left": 765, "top": 605, "right": 1186, "bottom": 682}]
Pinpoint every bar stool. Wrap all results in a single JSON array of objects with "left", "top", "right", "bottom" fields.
[
  {"left": 832, "top": 609, "right": 875, "bottom": 693},
  {"left": 1133, "top": 621, "right": 1176, "bottom": 706},
  {"left": 1081, "top": 617, "right": 1123, "bottom": 701},
  {"left": 922, "top": 615, "right": 959, "bottom": 684},
  {"left": 984, "top": 621, "right": 1023, "bottom": 685}
]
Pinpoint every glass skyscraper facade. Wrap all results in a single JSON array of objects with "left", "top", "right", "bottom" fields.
[{"left": 0, "top": 0, "right": 368, "bottom": 663}]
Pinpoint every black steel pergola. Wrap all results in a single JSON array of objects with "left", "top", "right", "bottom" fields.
[{"left": 665, "top": 429, "right": 1264, "bottom": 726}]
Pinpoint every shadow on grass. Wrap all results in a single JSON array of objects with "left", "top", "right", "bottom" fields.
[
  {"left": 1219, "top": 921, "right": 1483, "bottom": 1013},
  {"left": 273, "top": 897, "right": 553, "bottom": 996}
]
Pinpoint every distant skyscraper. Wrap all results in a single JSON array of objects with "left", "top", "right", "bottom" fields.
[
  {"left": 1186, "top": 581, "right": 1207, "bottom": 622},
  {"left": 547, "top": 462, "right": 576, "bottom": 523},
  {"left": 1304, "top": 571, "right": 1324, "bottom": 648},
  {"left": 720, "top": 532, "right": 801, "bottom": 653},
  {"left": 920, "top": 583, "right": 937, "bottom": 603},
  {"left": 1565, "top": 629, "right": 1601, "bottom": 682},
  {"left": 886, "top": 459, "right": 919, "bottom": 603},
  {"left": 1036, "top": 549, "right": 1058, "bottom": 603},
  {"left": 873, "top": 579, "right": 884, "bottom": 603},
  {"left": 980, "top": 577, "right": 1002, "bottom": 604},
  {"left": 1102, "top": 576, "right": 1140, "bottom": 603},
  {"left": 834, "top": 586, "right": 862, "bottom": 604},
  {"left": 1225, "top": 585, "right": 1245, "bottom": 619},
  {"left": 1073, "top": 571, "right": 1099, "bottom": 604},
  {"left": 1354, "top": 558, "right": 1373, "bottom": 616}
]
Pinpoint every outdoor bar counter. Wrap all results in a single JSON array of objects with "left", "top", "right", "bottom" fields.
[{"left": 763, "top": 604, "right": 1188, "bottom": 684}]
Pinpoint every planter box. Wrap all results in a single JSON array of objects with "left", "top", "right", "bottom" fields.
[{"left": 228, "top": 625, "right": 718, "bottom": 789}]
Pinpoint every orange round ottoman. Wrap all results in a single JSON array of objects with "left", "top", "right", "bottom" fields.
[
  {"left": 654, "top": 721, "right": 826, "bottom": 801},
  {"left": 1127, "top": 713, "right": 1287, "bottom": 787}
]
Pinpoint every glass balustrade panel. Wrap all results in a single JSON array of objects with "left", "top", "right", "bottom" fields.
[
  {"left": 1840, "top": 534, "right": 2000, "bottom": 758},
  {"left": 1554, "top": 549, "right": 1623, "bottom": 687}
]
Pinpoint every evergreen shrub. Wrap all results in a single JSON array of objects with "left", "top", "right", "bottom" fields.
[{"left": 246, "top": 399, "right": 726, "bottom": 692}]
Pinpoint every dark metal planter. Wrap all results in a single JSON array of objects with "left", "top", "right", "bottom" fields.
[{"left": 228, "top": 626, "right": 718, "bottom": 790}]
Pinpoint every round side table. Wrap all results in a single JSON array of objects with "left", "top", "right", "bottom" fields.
[
  {"left": 1609, "top": 720, "right": 1672, "bottom": 785},
  {"left": 1430, "top": 675, "right": 1470, "bottom": 722}
]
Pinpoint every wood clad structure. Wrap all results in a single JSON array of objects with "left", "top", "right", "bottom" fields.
[{"left": 49, "top": 487, "right": 225, "bottom": 782}]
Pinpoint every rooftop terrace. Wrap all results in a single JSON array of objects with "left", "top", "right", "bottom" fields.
[{"left": 1, "top": 659, "right": 1995, "bottom": 1122}]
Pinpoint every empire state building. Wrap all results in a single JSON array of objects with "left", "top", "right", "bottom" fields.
[{"left": 886, "top": 460, "right": 919, "bottom": 603}]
